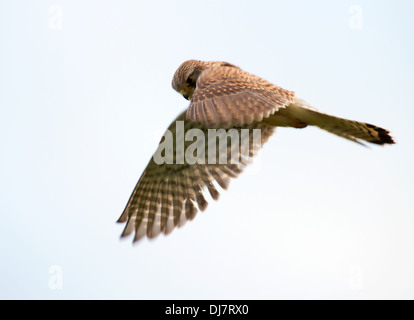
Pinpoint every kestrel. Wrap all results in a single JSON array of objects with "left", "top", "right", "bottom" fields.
[{"left": 118, "top": 60, "right": 395, "bottom": 243}]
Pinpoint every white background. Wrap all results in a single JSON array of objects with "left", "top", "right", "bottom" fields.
[{"left": 1, "top": 0, "right": 413, "bottom": 299}]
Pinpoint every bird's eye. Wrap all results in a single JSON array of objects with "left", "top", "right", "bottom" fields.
[{"left": 186, "top": 77, "right": 194, "bottom": 86}]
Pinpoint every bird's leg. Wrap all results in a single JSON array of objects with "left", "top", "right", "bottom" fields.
[{"left": 262, "top": 114, "right": 308, "bottom": 129}]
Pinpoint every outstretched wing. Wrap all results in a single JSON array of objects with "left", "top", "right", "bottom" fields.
[
  {"left": 186, "top": 65, "right": 295, "bottom": 128},
  {"left": 118, "top": 111, "right": 275, "bottom": 243}
]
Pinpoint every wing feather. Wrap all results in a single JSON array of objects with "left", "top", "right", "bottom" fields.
[
  {"left": 187, "top": 66, "right": 295, "bottom": 127},
  {"left": 118, "top": 111, "right": 275, "bottom": 242}
]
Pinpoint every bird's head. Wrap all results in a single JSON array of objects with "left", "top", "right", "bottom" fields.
[
  {"left": 172, "top": 60, "right": 235, "bottom": 100},
  {"left": 171, "top": 60, "right": 208, "bottom": 100}
]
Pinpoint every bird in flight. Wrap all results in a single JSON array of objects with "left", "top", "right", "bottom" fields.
[{"left": 118, "top": 60, "right": 395, "bottom": 243}]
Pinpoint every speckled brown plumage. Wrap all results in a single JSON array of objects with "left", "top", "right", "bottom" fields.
[
  {"left": 182, "top": 61, "right": 295, "bottom": 127},
  {"left": 119, "top": 59, "right": 395, "bottom": 243},
  {"left": 118, "top": 111, "right": 274, "bottom": 242}
]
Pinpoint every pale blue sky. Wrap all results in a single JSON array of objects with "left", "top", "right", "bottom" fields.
[{"left": 1, "top": 0, "right": 414, "bottom": 299}]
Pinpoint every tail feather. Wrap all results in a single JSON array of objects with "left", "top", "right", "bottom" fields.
[{"left": 280, "top": 98, "right": 395, "bottom": 146}]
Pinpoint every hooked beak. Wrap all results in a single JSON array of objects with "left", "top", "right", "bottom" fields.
[{"left": 180, "top": 88, "right": 190, "bottom": 100}]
